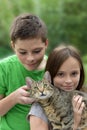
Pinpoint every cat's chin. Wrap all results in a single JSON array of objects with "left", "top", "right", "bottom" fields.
[{"left": 35, "top": 92, "right": 53, "bottom": 100}]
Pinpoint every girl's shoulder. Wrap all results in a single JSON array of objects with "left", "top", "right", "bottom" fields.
[{"left": 28, "top": 103, "right": 48, "bottom": 123}]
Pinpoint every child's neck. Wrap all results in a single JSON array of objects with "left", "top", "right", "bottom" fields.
[{"left": 37, "top": 57, "right": 47, "bottom": 70}]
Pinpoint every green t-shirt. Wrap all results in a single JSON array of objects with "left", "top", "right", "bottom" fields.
[{"left": 0, "top": 55, "right": 46, "bottom": 130}]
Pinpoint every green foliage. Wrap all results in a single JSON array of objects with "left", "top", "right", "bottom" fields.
[
  {"left": 39, "top": 0, "right": 87, "bottom": 54},
  {"left": 82, "top": 55, "right": 87, "bottom": 84},
  {"left": 82, "top": 55, "right": 87, "bottom": 63},
  {"left": 0, "top": 0, "right": 35, "bottom": 45},
  {"left": 0, "top": 46, "right": 13, "bottom": 59},
  {"left": 0, "top": 0, "right": 87, "bottom": 58},
  {"left": 84, "top": 63, "right": 87, "bottom": 85}
]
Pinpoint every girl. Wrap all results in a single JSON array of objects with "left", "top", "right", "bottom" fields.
[{"left": 28, "top": 44, "right": 85, "bottom": 130}]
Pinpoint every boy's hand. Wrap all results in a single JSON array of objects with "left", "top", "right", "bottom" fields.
[{"left": 12, "top": 85, "right": 35, "bottom": 105}]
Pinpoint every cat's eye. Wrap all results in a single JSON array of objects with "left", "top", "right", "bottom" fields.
[
  {"left": 34, "top": 86, "right": 38, "bottom": 89},
  {"left": 44, "top": 83, "right": 48, "bottom": 87}
]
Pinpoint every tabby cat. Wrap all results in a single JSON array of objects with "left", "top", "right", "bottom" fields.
[{"left": 26, "top": 71, "right": 87, "bottom": 130}]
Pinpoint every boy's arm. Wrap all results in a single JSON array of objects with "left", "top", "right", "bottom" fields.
[
  {"left": 0, "top": 93, "right": 16, "bottom": 116},
  {"left": 0, "top": 85, "right": 35, "bottom": 116}
]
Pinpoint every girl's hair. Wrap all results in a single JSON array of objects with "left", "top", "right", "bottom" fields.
[
  {"left": 10, "top": 13, "right": 47, "bottom": 43},
  {"left": 45, "top": 44, "right": 85, "bottom": 90}
]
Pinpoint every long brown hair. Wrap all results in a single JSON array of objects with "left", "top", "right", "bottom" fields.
[{"left": 45, "top": 44, "right": 85, "bottom": 90}]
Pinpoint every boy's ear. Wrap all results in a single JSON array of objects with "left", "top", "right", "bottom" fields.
[
  {"left": 44, "top": 71, "right": 51, "bottom": 83},
  {"left": 11, "top": 41, "right": 15, "bottom": 50}
]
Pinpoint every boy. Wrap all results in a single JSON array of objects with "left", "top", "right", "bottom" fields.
[{"left": 0, "top": 13, "right": 48, "bottom": 130}]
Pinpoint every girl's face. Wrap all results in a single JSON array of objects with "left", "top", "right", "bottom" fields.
[
  {"left": 53, "top": 57, "right": 80, "bottom": 91},
  {"left": 11, "top": 38, "right": 48, "bottom": 71}
]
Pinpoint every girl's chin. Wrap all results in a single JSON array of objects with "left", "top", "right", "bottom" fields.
[{"left": 63, "top": 88, "right": 74, "bottom": 92}]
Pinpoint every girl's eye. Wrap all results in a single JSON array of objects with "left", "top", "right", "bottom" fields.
[
  {"left": 71, "top": 71, "right": 78, "bottom": 77},
  {"left": 57, "top": 72, "right": 64, "bottom": 77}
]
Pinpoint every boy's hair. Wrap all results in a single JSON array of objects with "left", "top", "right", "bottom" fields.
[
  {"left": 45, "top": 44, "right": 85, "bottom": 90},
  {"left": 10, "top": 13, "right": 47, "bottom": 43}
]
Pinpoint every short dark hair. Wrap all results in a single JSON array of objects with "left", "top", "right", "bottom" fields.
[
  {"left": 45, "top": 44, "right": 85, "bottom": 90},
  {"left": 10, "top": 13, "right": 47, "bottom": 43}
]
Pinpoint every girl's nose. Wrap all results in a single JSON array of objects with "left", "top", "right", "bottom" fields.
[{"left": 65, "top": 76, "right": 72, "bottom": 83}]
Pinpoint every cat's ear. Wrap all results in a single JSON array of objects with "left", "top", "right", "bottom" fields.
[
  {"left": 44, "top": 71, "right": 51, "bottom": 83},
  {"left": 26, "top": 77, "right": 34, "bottom": 88}
]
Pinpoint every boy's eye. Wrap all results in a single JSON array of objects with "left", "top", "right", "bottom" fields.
[
  {"left": 19, "top": 52, "right": 27, "bottom": 55},
  {"left": 33, "top": 50, "right": 41, "bottom": 54}
]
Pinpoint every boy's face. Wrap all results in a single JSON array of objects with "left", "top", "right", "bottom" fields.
[{"left": 11, "top": 38, "right": 48, "bottom": 71}]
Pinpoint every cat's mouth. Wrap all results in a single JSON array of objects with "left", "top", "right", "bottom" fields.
[
  {"left": 40, "top": 92, "right": 46, "bottom": 96},
  {"left": 35, "top": 91, "right": 54, "bottom": 100}
]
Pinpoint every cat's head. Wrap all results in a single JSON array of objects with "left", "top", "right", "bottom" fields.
[{"left": 26, "top": 71, "right": 54, "bottom": 100}]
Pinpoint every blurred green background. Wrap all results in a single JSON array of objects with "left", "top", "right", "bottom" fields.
[{"left": 0, "top": 0, "right": 87, "bottom": 84}]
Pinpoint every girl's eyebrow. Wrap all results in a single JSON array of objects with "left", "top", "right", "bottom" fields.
[{"left": 58, "top": 71, "right": 64, "bottom": 72}]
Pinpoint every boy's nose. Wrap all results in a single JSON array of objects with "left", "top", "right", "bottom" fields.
[{"left": 26, "top": 54, "right": 34, "bottom": 61}]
